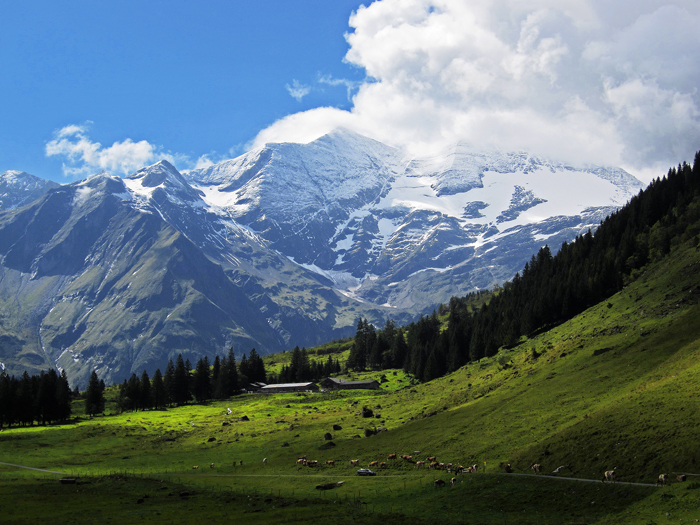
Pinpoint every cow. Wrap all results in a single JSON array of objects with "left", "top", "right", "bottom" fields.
[
  {"left": 471, "top": 464, "right": 479, "bottom": 473},
  {"left": 350, "top": 459, "right": 360, "bottom": 466},
  {"left": 240, "top": 460, "right": 243, "bottom": 466},
  {"left": 677, "top": 475, "right": 687, "bottom": 483},
  {"left": 602, "top": 470, "right": 615, "bottom": 482},
  {"left": 307, "top": 460, "right": 319, "bottom": 467},
  {"left": 192, "top": 466, "right": 199, "bottom": 469},
  {"left": 445, "top": 463, "right": 453, "bottom": 471},
  {"left": 326, "top": 460, "right": 335, "bottom": 467},
  {"left": 504, "top": 464, "right": 513, "bottom": 473},
  {"left": 454, "top": 465, "right": 465, "bottom": 474},
  {"left": 434, "top": 479, "right": 446, "bottom": 488},
  {"left": 401, "top": 455, "right": 413, "bottom": 462},
  {"left": 429, "top": 462, "right": 439, "bottom": 470},
  {"left": 298, "top": 455, "right": 307, "bottom": 461},
  {"left": 531, "top": 464, "right": 541, "bottom": 474},
  {"left": 263, "top": 458, "right": 267, "bottom": 465},
  {"left": 657, "top": 474, "right": 669, "bottom": 486},
  {"left": 427, "top": 456, "right": 437, "bottom": 462},
  {"left": 379, "top": 462, "right": 387, "bottom": 468},
  {"left": 369, "top": 461, "right": 378, "bottom": 467},
  {"left": 388, "top": 454, "right": 397, "bottom": 460},
  {"left": 415, "top": 461, "right": 425, "bottom": 468},
  {"left": 297, "top": 459, "right": 306, "bottom": 466},
  {"left": 552, "top": 465, "right": 567, "bottom": 475},
  {"left": 210, "top": 463, "right": 215, "bottom": 469},
  {"left": 231, "top": 461, "right": 236, "bottom": 467}
]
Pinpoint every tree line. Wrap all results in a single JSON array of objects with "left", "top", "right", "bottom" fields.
[
  {"left": 0, "top": 369, "right": 73, "bottom": 428},
  {"left": 117, "top": 348, "right": 267, "bottom": 412},
  {"left": 269, "top": 346, "right": 342, "bottom": 384},
  {"left": 347, "top": 151, "right": 700, "bottom": 382}
]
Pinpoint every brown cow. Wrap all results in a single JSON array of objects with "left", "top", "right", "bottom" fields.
[
  {"left": 297, "top": 459, "right": 306, "bottom": 466},
  {"left": 210, "top": 463, "right": 215, "bottom": 469},
  {"left": 427, "top": 456, "right": 437, "bottom": 462},
  {"left": 434, "top": 479, "right": 446, "bottom": 488},
  {"left": 429, "top": 462, "right": 439, "bottom": 469},
  {"left": 369, "top": 461, "right": 378, "bottom": 467},
  {"left": 388, "top": 454, "right": 397, "bottom": 460},
  {"left": 307, "top": 460, "right": 319, "bottom": 467},
  {"left": 504, "top": 464, "right": 513, "bottom": 473},
  {"left": 350, "top": 459, "right": 360, "bottom": 466},
  {"left": 192, "top": 466, "right": 199, "bottom": 469},
  {"left": 379, "top": 462, "right": 387, "bottom": 468},
  {"left": 415, "top": 461, "right": 425, "bottom": 468},
  {"left": 677, "top": 475, "right": 687, "bottom": 483},
  {"left": 657, "top": 474, "right": 668, "bottom": 486},
  {"left": 326, "top": 460, "right": 335, "bottom": 467}
]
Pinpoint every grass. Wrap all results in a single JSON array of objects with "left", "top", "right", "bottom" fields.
[{"left": 1, "top": 239, "right": 699, "bottom": 523}]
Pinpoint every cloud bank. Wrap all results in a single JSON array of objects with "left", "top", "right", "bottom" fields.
[
  {"left": 255, "top": 0, "right": 700, "bottom": 177},
  {"left": 45, "top": 124, "right": 210, "bottom": 178}
]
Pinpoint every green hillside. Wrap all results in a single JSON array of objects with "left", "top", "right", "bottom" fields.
[{"left": 1, "top": 226, "right": 699, "bottom": 523}]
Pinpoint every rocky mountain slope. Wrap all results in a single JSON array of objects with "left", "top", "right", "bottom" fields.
[{"left": 0, "top": 129, "right": 643, "bottom": 387}]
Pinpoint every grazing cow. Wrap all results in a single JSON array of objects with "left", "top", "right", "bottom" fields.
[
  {"left": 369, "top": 461, "right": 378, "bottom": 467},
  {"left": 210, "top": 463, "right": 215, "bottom": 469},
  {"left": 504, "top": 464, "right": 513, "bottom": 473},
  {"left": 379, "top": 462, "right": 387, "bottom": 468},
  {"left": 350, "top": 459, "right": 360, "bottom": 466},
  {"left": 326, "top": 460, "right": 335, "bottom": 467},
  {"left": 415, "top": 461, "right": 425, "bottom": 468},
  {"left": 446, "top": 463, "right": 453, "bottom": 471},
  {"left": 263, "top": 458, "right": 267, "bottom": 465},
  {"left": 450, "top": 477, "right": 457, "bottom": 486},
  {"left": 454, "top": 465, "right": 465, "bottom": 474},
  {"left": 192, "top": 466, "right": 199, "bottom": 469},
  {"left": 438, "top": 463, "right": 445, "bottom": 469},
  {"left": 429, "top": 462, "right": 439, "bottom": 470},
  {"left": 401, "top": 455, "right": 413, "bottom": 462},
  {"left": 602, "top": 470, "right": 615, "bottom": 482},
  {"left": 531, "top": 464, "right": 541, "bottom": 474},
  {"left": 427, "top": 456, "right": 437, "bottom": 462},
  {"left": 232, "top": 461, "right": 236, "bottom": 467},
  {"left": 388, "top": 454, "right": 397, "bottom": 460},
  {"left": 552, "top": 465, "right": 567, "bottom": 475},
  {"left": 434, "top": 479, "right": 446, "bottom": 488},
  {"left": 307, "top": 460, "right": 319, "bottom": 467},
  {"left": 297, "top": 459, "right": 307, "bottom": 466},
  {"left": 472, "top": 464, "right": 479, "bottom": 473},
  {"left": 657, "top": 474, "right": 668, "bottom": 486},
  {"left": 299, "top": 455, "right": 307, "bottom": 460},
  {"left": 677, "top": 475, "right": 687, "bottom": 483}
]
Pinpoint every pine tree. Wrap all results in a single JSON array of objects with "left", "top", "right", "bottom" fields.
[
  {"left": 140, "top": 370, "right": 152, "bottom": 410},
  {"left": 151, "top": 368, "right": 165, "bottom": 409},
  {"left": 85, "top": 370, "right": 105, "bottom": 416}
]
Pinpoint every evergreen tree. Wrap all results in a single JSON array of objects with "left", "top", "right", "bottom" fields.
[
  {"left": 193, "top": 357, "right": 212, "bottom": 402},
  {"left": 140, "top": 370, "right": 152, "bottom": 410},
  {"left": 85, "top": 370, "right": 105, "bottom": 416},
  {"left": 151, "top": 368, "right": 165, "bottom": 409},
  {"left": 174, "top": 354, "right": 191, "bottom": 405},
  {"left": 163, "top": 358, "right": 176, "bottom": 406}
]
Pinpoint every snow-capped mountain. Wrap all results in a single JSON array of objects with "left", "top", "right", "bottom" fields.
[
  {"left": 0, "top": 129, "right": 643, "bottom": 387},
  {"left": 0, "top": 170, "right": 60, "bottom": 211},
  {"left": 187, "top": 128, "right": 643, "bottom": 308}
]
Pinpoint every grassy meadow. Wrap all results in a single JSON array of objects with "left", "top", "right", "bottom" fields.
[{"left": 1, "top": 239, "right": 699, "bottom": 524}]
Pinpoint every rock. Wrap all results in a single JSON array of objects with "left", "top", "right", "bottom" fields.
[
  {"left": 324, "top": 432, "right": 333, "bottom": 440},
  {"left": 207, "top": 437, "right": 216, "bottom": 442},
  {"left": 137, "top": 498, "right": 144, "bottom": 504},
  {"left": 332, "top": 424, "right": 342, "bottom": 431},
  {"left": 281, "top": 442, "right": 290, "bottom": 447},
  {"left": 222, "top": 421, "right": 230, "bottom": 426},
  {"left": 239, "top": 415, "right": 250, "bottom": 421},
  {"left": 361, "top": 406, "right": 374, "bottom": 418}
]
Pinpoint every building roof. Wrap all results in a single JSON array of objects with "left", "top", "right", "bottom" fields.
[
  {"left": 260, "top": 382, "right": 316, "bottom": 389},
  {"left": 323, "top": 377, "right": 379, "bottom": 385}
]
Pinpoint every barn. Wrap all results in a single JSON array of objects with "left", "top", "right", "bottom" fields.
[
  {"left": 259, "top": 382, "right": 319, "bottom": 394},
  {"left": 319, "top": 377, "right": 381, "bottom": 390}
]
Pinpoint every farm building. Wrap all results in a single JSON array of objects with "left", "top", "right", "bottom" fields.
[
  {"left": 259, "top": 382, "right": 319, "bottom": 394},
  {"left": 319, "top": 377, "right": 381, "bottom": 390}
]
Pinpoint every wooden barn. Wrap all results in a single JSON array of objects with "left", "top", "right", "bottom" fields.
[
  {"left": 319, "top": 377, "right": 381, "bottom": 391},
  {"left": 259, "top": 382, "right": 319, "bottom": 394}
]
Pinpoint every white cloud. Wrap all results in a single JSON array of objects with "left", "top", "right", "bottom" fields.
[
  {"left": 46, "top": 124, "right": 183, "bottom": 178},
  {"left": 252, "top": 0, "right": 700, "bottom": 179},
  {"left": 285, "top": 79, "right": 312, "bottom": 102}
]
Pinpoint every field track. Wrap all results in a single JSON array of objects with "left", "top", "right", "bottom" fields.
[{"left": 0, "top": 461, "right": 67, "bottom": 475}]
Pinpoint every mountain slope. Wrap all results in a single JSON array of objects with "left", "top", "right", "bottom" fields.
[{"left": 0, "top": 170, "right": 60, "bottom": 211}]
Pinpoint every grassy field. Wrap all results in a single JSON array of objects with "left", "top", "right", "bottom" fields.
[{"left": 1, "top": 239, "right": 699, "bottom": 524}]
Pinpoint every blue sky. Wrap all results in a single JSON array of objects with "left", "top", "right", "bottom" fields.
[
  {"left": 1, "top": 0, "right": 366, "bottom": 181},
  {"left": 2, "top": 0, "right": 700, "bottom": 183}
]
